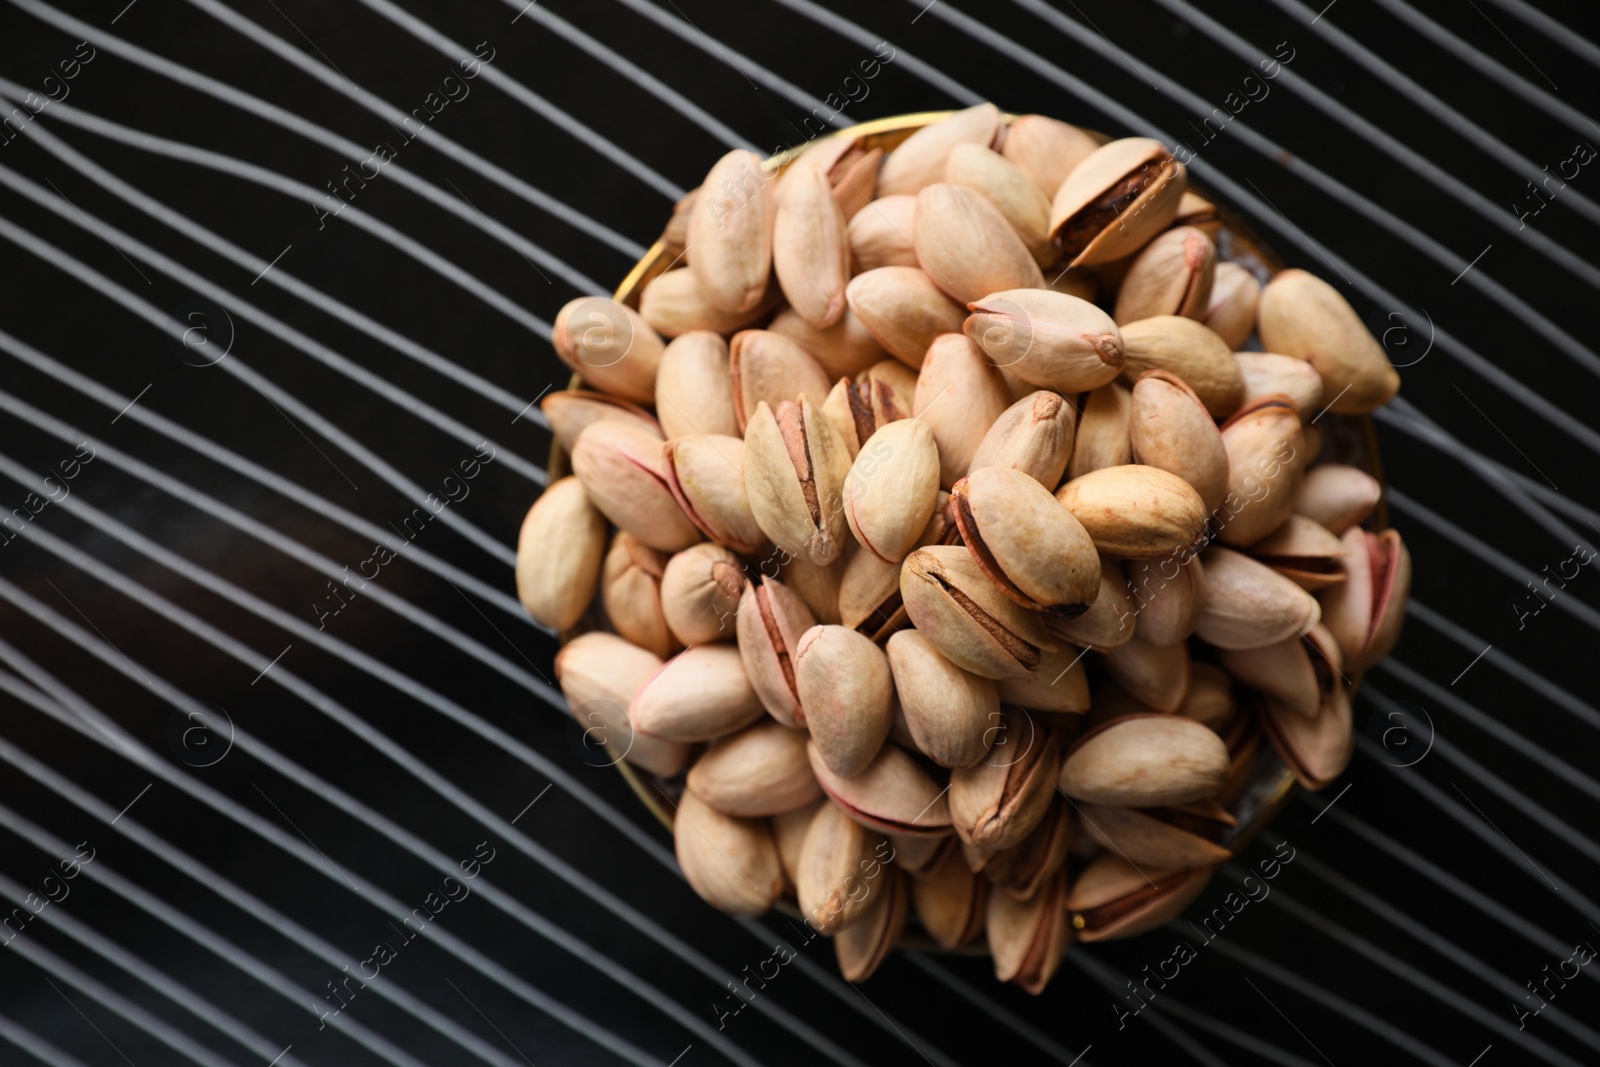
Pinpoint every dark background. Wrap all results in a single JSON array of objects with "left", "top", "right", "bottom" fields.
[{"left": 1, "top": 0, "right": 1597, "bottom": 1064}]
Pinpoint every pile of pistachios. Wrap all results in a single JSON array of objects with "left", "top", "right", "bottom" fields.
[{"left": 517, "top": 104, "right": 1411, "bottom": 993}]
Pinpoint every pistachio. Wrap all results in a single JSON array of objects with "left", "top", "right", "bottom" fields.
[
  {"left": 839, "top": 498, "right": 951, "bottom": 640},
  {"left": 570, "top": 419, "right": 702, "bottom": 552},
  {"left": 674, "top": 789, "right": 785, "bottom": 915},
  {"left": 687, "top": 148, "right": 775, "bottom": 314},
  {"left": 662, "top": 433, "right": 766, "bottom": 555},
  {"left": 774, "top": 798, "right": 824, "bottom": 887},
  {"left": 996, "top": 641, "right": 1092, "bottom": 713},
  {"left": 885, "top": 630, "right": 998, "bottom": 768},
  {"left": 796, "top": 625, "right": 895, "bottom": 777},
  {"left": 780, "top": 552, "right": 846, "bottom": 625},
  {"left": 773, "top": 163, "right": 851, "bottom": 328},
  {"left": 1099, "top": 636, "right": 1191, "bottom": 713},
  {"left": 795, "top": 800, "right": 885, "bottom": 934},
  {"left": 846, "top": 266, "right": 969, "bottom": 369},
  {"left": 551, "top": 296, "right": 666, "bottom": 404},
  {"left": 994, "top": 797, "right": 1073, "bottom": 901},
  {"left": 541, "top": 389, "right": 662, "bottom": 453},
  {"left": 1246, "top": 514, "right": 1348, "bottom": 591},
  {"left": 836, "top": 865, "right": 907, "bottom": 981},
  {"left": 660, "top": 542, "right": 745, "bottom": 645},
  {"left": 945, "top": 143, "right": 1057, "bottom": 267},
  {"left": 1000, "top": 114, "right": 1099, "bottom": 197},
  {"left": 769, "top": 305, "right": 886, "bottom": 381},
  {"left": 901, "top": 545, "right": 1056, "bottom": 680},
  {"left": 876, "top": 102, "right": 1005, "bottom": 197},
  {"left": 1258, "top": 269, "right": 1400, "bottom": 414},
  {"left": 886, "top": 831, "right": 956, "bottom": 877},
  {"left": 1219, "top": 623, "right": 1343, "bottom": 720},
  {"left": 1319, "top": 526, "right": 1411, "bottom": 672},
  {"left": 743, "top": 398, "right": 853, "bottom": 566},
  {"left": 729, "top": 330, "right": 835, "bottom": 432},
  {"left": 1066, "top": 854, "right": 1212, "bottom": 942},
  {"left": 807, "top": 740, "right": 954, "bottom": 837},
  {"left": 1121, "top": 551, "right": 1205, "bottom": 648},
  {"left": 1235, "top": 352, "right": 1324, "bottom": 414},
  {"left": 736, "top": 575, "right": 816, "bottom": 728},
  {"left": 1113, "top": 226, "right": 1216, "bottom": 325},
  {"left": 1205, "top": 262, "right": 1262, "bottom": 349},
  {"left": 630, "top": 645, "right": 765, "bottom": 742},
  {"left": 1059, "top": 713, "right": 1228, "bottom": 807},
  {"left": 914, "top": 334, "right": 1013, "bottom": 487},
  {"left": 639, "top": 267, "right": 779, "bottom": 338},
  {"left": 964, "top": 290, "right": 1125, "bottom": 394},
  {"left": 1068, "top": 382, "right": 1133, "bottom": 481},
  {"left": 1129, "top": 370, "right": 1229, "bottom": 513},
  {"left": 988, "top": 868, "right": 1070, "bottom": 993},
  {"left": 847, "top": 194, "right": 919, "bottom": 273},
  {"left": 968, "top": 391, "right": 1079, "bottom": 490},
  {"left": 515, "top": 476, "right": 606, "bottom": 632},
  {"left": 916, "top": 184, "right": 1047, "bottom": 304},
  {"left": 1118, "top": 315, "right": 1245, "bottom": 418},
  {"left": 1047, "top": 558, "right": 1136, "bottom": 650},
  {"left": 952, "top": 466, "right": 1100, "bottom": 614},
  {"left": 1216, "top": 395, "right": 1307, "bottom": 547},
  {"left": 950, "top": 710, "right": 1062, "bottom": 850},
  {"left": 601, "top": 532, "right": 676, "bottom": 658},
  {"left": 554, "top": 632, "right": 691, "bottom": 778},
  {"left": 1056, "top": 464, "right": 1208, "bottom": 559},
  {"left": 1049, "top": 137, "right": 1186, "bottom": 267},
  {"left": 844, "top": 418, "right": 941, "bottom": 563},
  {"left": 1195, "top": 547, "right": 1321, "bottom": 650},
  {"left": 655, "top": 331, "right": 738, "bottom": 440},
  {"left": 1293, "top": 463, "right": 1381, "bottom": 535},
  {"left": 1260, "top": 676, "right": 1354, "bottom": 791},
  {"left": 912, "top": 849, "right": 988, "bottom": 949},
  {"left": 1179, "top": 662, "right": 1237, "bottom": 735},
  {"left": 658, "top": 185, "right": 697, "bottom": 262},
  {"left": 1173, "top": 190, "right": 1222, "bottom": 238},
  {"left": 827, "top": 144, "right": 884, "bottom": 221},
  {"left": 687, "top": 720, "right": 822, "bottom": 817},
  {"left": 1079, "top": 800, "right": 1233, "bottom": 869},
  {"left": 823, "top": 374, "right": 909, "bottom": 460}
]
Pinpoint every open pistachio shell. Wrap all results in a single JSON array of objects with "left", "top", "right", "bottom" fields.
[
  {"left": 916, "top": 184, "right": 1046, "bottom": 305},
  {"left": 822, "top": 373, "right": 908, "bottom": 459},
  {"left": 551, "top": 296, "right": 666, "bottom": 404},
  {"left": 968, "top": 391, "right": 1080, "bottom": 491},
  {"left": 1216, "top": 395, "right": 1307, "bottom": 547},
  {"left": 1246, "top": 514, "right": 1348, "bottom": 591},
  {"left": 1066, "top": 854, "right": 1212, "bottom": 942},
  {"left": 1319, "top": 526, "right": 1411, "bottom": 672},
  {"left": 1057, "top": 464, "right": 1208, "bottom": 559},
  {"left": 900, "top": 545, "right": 1056, "bottom": 680},
  {"left": 807, "top": 740, "right": 954, "bottom": 838},
  {"left": 601, "top": 533, "right": 675, "bottom": 659},
  {"left": 914, "top": 333, "right": 1013, "bottom": 488},
  {"left": 1258, "top": 268, "right": 1400, "bottom": 414},
  {"left": 1059, "top": 713, "right": 1229, "bottom": 807},
  {"left": 912, "top": 849, "right": 988, "bottom": 949},
  {"left": 687, "top": 720, "right": 821, "bottom": 817},
  {"left": 659, "top": 542, "right": 744, "bottom": 646},
  {"left": 836, "top": 865, "right": 908, "bottom": 981},
  {"left": 554, "top": 632, "right": 691, "bottom": 778},
  {"left": 1219, "top": 623, "right": 1343, "bottom": 720},
  {"left": 736, "top": 576, "right": 816, "bottom": 728},
  {"left": 886, "top": 630, "right": 997, "bottom": 769},
  {"left": 1260, "top": 679, "right": 1355, "bottom": 792},
  {"left": 515, "top": 476, "right": 606, "bottom": 632},
  {"left": 950, "top": 711, "right": 1063, "bottom": 851},
  {"left": 988, "top": 868, "right": 1070, "bottom": 993},
  {"left": 796, "top": 625, "right": 894, "bottom": 778},
  {"left": 952, "top": 465, "right": 1100, "bottom": 614},
  {"left": 1078, "top": 800, "right": 1233, "bottom": 869},
  {"left": 541, "top": 389, "right": 662, "bottom": 453},
  {"left": 1129, "top": 369, "right": 1229, "bottom": 514},
  {"left": 743, "top": 398, "right": 853, "bottom": 566},
  {"left": 1049, "top": 137, "right": 1186, "bottom": 267},
  {"left": 964, "top": 289, "right": 1125, "bottom": 395},
  {"left": 631, "top": 645, "right": 764, "bottom": 742},
  {"left": 675, "top": 789, "right": 785, "bottom": 915},
  {"left": 1119, "top": 315, "right": 1245, "bottom": 419},
  {"left": 995, "top": 796, "right": 1074, "bottom": 901},
  {"left": 1196, "top": 547, "right": 1321, "bottom": 650},
  {"left": 1114, "top": 226, "right": 1216, "bottom": 325},
  {"left": 570, "top": 419, "right": 702, "bottom": 553}
]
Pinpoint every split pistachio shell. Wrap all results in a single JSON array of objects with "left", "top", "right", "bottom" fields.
[
  {"left": 662, "top": 434, "right": 766, "bottom": 555},
  {"left": 541, "top": 390, "right": 661, "bottom": 452},
  {"left": 876, "top": 103, "right": 1004, "bottom": 197},
  {"left": 1113, "top": 226, "right": 1216, "bottom": 325},
  {"left": 844, "top": 417, "right": 941, "bottom": 562},
  {"left": 551, "top": 297, "right": 666, "bottom": 404},
  {"left": 795, "top": 800, "right": 884, "bottom": 934},
  {"left": 736, "top": 576, "right": 815, "bottom": 728},
  {"left": 675, "top": 789, "right": 785, "bottom": 915},
  {"left": 807, "top": 740, "right": 954, "bottom": 837},
  {"left": 988, "top": 869, "right": 1070, "bottom": 993},
  {"left": 885, "top": 630, "right": 998, "bottom": 769},
  {"left": 1261, "top": 677, "right": 1355, "bottom": 791},
  {"left": 1247, "top": 514, "right": 1348, "bottom": 591},
  {"left": 1219, "top": 623, "right": 1342, "bottom": 720},
  {"left": 1129, "top": 370, "right": 1229, "bottom": 513},
  {"left": 968, "top": 391, "right": 1079, "bottom": 490},
  {"left": 1066, "top": 854, "right": 1212, "bottom": 942},
  {"left": 515, "top": 476, "right": 606, "bottom": 632},
  {"left": 1118, "top": 315, "right": 1245, "bottom": 418},
  {"left": 916, "top": 183, "right": 1046, "bottom": 305},
  {"left": 823, "top": 375, "right": 903, "bottom": 459},
  {"left": 913, "top": 850, "right": 988, "bottom": 949},
  {"left": 1320, "top": 526, "right": 1411, "bottom": 672},
  {"left": 1122, "top": 552, "right": 1205, "bottom": 648},
  {"left": 945, "top": 143, "right": 1056, "bottom": 267},
  {"left": 1059, "top": 713, "right": 1229, "bottom": 807},
  {"left": 1001, "top": 114, "right": 1099, "bottom": 197},
  {"left": 743, "top": 398, "right": 853, "bottom": 566},
  {"left": 1056, "top": 464, "right": 1208, "bottom": 559},
  {"left": 915, "top": 333, "right": 1013, "bottom": 487},
  {"left": 630, "top": 645, "right": 765, "bottom": 742},
  {"left": 1048, "top": 558, "right": 1136, "bottom": 650},
  {"left": 996, "top": 642, "right": 1092, "bottom": 712},
  {"left": 1195, "top": 547, "right": 1321, "bottom": 650},
  {"left": 1049, "top": 137, "right": 1186, "bottom": 267},
  {"left": 554, "top": 632, "right": 691, "bottom": 778},
  {"left": 688, "top": 720, "right": 821, "bottom": 817},
  {"left": 660, "top": 542, "right": 745, "bottom": 645},
  {"left": 639, "top": 267, "right": 778, "bottom": 337},
  {"left": 995, "top": 797, "right": 1073, "bottom": 901},
  {"left": 836, "top": 865, "right": 907, "bottom": 981},
  {"left": 729, "top": 330, "right": 834, "bottom": 431},
  {"left": 769, "top": 306, "right": 886, "bottom": 380},
  {"left": 1204, "top": 261, "right": 1261, "bottom": 349},
  {"left": 846, "top": 266, "right": 968, "bottom": 369},
  {"left": 900, "top": 545, "right": 1056, "bottom": 680},
  {"left": 950, "top": 711, "right": 1062, "bottom": 850},
  {"left": 688, "top": 149, "right": 775, "bottom": 314},
  {"left": 964, "top": 289, "right": 1125, "bottom": 394},
  {"left": 1174, "top": 190, "right": 1222, "bottom": 237},
  {"left": 847, "top": 194, "right": 919, "bottom": 273},
  {"left": 1294, "top": 464, "right": 1381, "bottom": 534},
  {"left": 1078, "top": 801, "right": 1233, "bottom": 869},
  {"left": 1258, "top": 268, "right": 1400, "bottom": 414},
  {"left": 1235, "top": 352, "right": 1324, "bottom": 414},
  {"left": 656, "top": 331, "right": 738, "bottom": 439},
  {"left": 773, "top": 163, "right": 851, "bottom": 329},
  {"left": 952, "top": 465, "right": 1100, "bottom": 614},
  {"left": 570, "top": 419, "right": 702, "bottom": 552},
  {"left": 796, "top": 625, "right": 894, "bottom": 777},
  {"left": 1100, "top": 636, "right": 1191, "bottom": 713},
  {"left": 1216, "top": 395, "right": 1307, "bottom": 547},
  {"left": 1068, "top": 382, "right": 1133, "bottom": 480},
  {"left": 839, "top": 497, "right": 951, "bottom": 638},
  {"left": 601, "top": 532, "right": 675, "bottom": 658}
]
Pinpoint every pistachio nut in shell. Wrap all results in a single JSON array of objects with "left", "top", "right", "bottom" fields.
[
  {"left": 1056, "top": 464, "right": 1208, "bottom": 559},
  {"left": 780, "top": 552, "right": 845, "bottom": 626},
  {"left": 900, "top": 545, "right": 1056, "bottom": 680},
  {"left": 1261, "top": 681, "right": 1354, "bottom": 791},
  {"left": 846, "top": 266, "right": 968, "bottom": 369},
  {"left": 514, "top": 476, "right": 605, "bottom": 632},
  {"left": 1319, "top": 526, "right": 1411, "bottom": 672},
  {"left": 807, "top": 740, "right": 954, "bottom": 838},
  {"left": 794, "top": 803, "right": 884, "bottom": 934},
  {"left": 1195, "top": 547, "right": 1321, "bottom": 650},
  {"left": 735, "top": 576, "right": 816, "bottom": 728},
  {"left": 950, "top": 710, "right": 1062, "bottom": 851},
  {"left": 997, "top": 641, "right": 1092, "bottom": 713},
  {"left": 836, "top": 865, "right": 907, "bottom": 981},
  {"left": 630, "top": 645, "right": 765, "bottom": 742},
  {"left": 968, "top": 390, "right": 1079, "bottom": 490},
  {"left": 1219, "top": 623, "right": 1343, "bottom": 720},
  {"left": 916, "top": 183, "right": 1046, "bottom": 305},
  {"left": 795, "top": 625, "right": 894, "bottom": 778},
  {"left": 1059, "top": 713, "right": 1229, "bottom": 807},
  {"left": 554, "top": 632, "right": 691, "bottom": 778},
  {"left": 1173, "top": 190, "right": 1222, "bottom": 237},
  {"left": 844, "top": 417, "right": 941, "bottom": 563},
  {"left": 743, "top": 398, "right": 852, "bottom": 566},
  {"left": 570, "top": 419, "right": 702, "bottom": 553},
  {"left": 551, "top": 296, "right": 665, "bottom": 404},
  {"left": 886, "top": 630, "right": 997, "bottom": 769},
  {"left": 912, "top": 850, "right": 988, "bottom": 949},
  {"left": 988, "top": 869, "right": 1070, "bottom": 993},
  {"left": 847, "top": 194, "right": 919, "bottom": 273},
  {"left": 1129, "top": 369, "right": 1229, "bottom": 513},
  {"left": 1079, "top": 801, "right": 1233, "bottom": 869},
  {"left": 541, "top": 389, "right": 661, "bottom": 453},
  {"left": 662, "top": 433, "right": 766, "bottom": 556},
  {"left": 601, "top": 532, "right": 675, "bottom": 658},
  {"left": 914, "top": 333, "right": 1013, "bottom": 488},
  {"left": 1178, "top": 662, "right": 1236, "bottom": 735},
  {"left": 773, "top": 798, "right": 823, "bottom": 886},
  {"left": 1049, "top": 137, "right": 1186, "bottom": 267},
  {"left": 1099, "top": 635, "right": 1191, "bottom": 714},
  {"left": 773, "top": 162, "right": 851, "bottom": 329},
  {"left": 1000, "top": 113, "right": 1099, "bottom": 197},
  {"left": 729, "top": 329, "right": 834, "bottom": 432},
  {"left": 1066, "top": 854, "right": 1212, "bottom": 942},
  {"left": 675, "top": 789, "right": 785, "bottom": 916},
  {"left": 769, "top": 305, "right": 885, "bottom": 381},
  {"left": 1048, "top": 558, "right": 1136, "bottom": 650},
  {"left": 952, "top": 465, "right": 1100, "bottom": 614},
  {"left": 1258, "top": 268, "right": 1400, "bottom": 414},
  {"left": 996, "top": 797, "right": 1073, "bottom": 901},
  {"left": 1113, "top": 226, "right": 1216, "bottom": 325},
  {"left": 945, "top": 143, "right": 1056, "bottom": 267},
  {"left": 1293, "top": 463, "right": 1382, "bottom": 535},
  {"left": 687, "top": 148, "right": 774, "bottom": 315},
  {"left": 1204, "top": 261, "right": 1262, "bottom": 349},
  {"left": 876, "top": 102, "right": 1004, "bottom": 197},
  {"left": 822, "top": 375, "right": 906, "bottom": 459},
  {"left": 687, "top": 720, "right": 822, "bottom": 817},
  {"left": 639, "top": 266, "right": 779, "bottom": 338},
  {"left": 1118, "top": 315, "right": 1245, "bottom": 418},
  {"left": 885, "top": 831, "right": 956, "bottom": 877},
  {"left": 655, "top": 331, "right": 738, "bottom": 440},
  {"left": 1067, "top": 382, "right": 1132, "bottom": 480},
  {"left": 1216, "top": 395, "right": 1307, "bottom": 547},
  {"left": 964, "top": 289, "right": 1124, "bottom": 394},
  {"left": 659, "top": 542, "right": 745, "bottom": 646},
  {"left": 1121, "top": 551, "right": 1205, "bottom": 647},
  {"left": 1246, "top": 513, "right": 1348, "bottom": 591}
]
